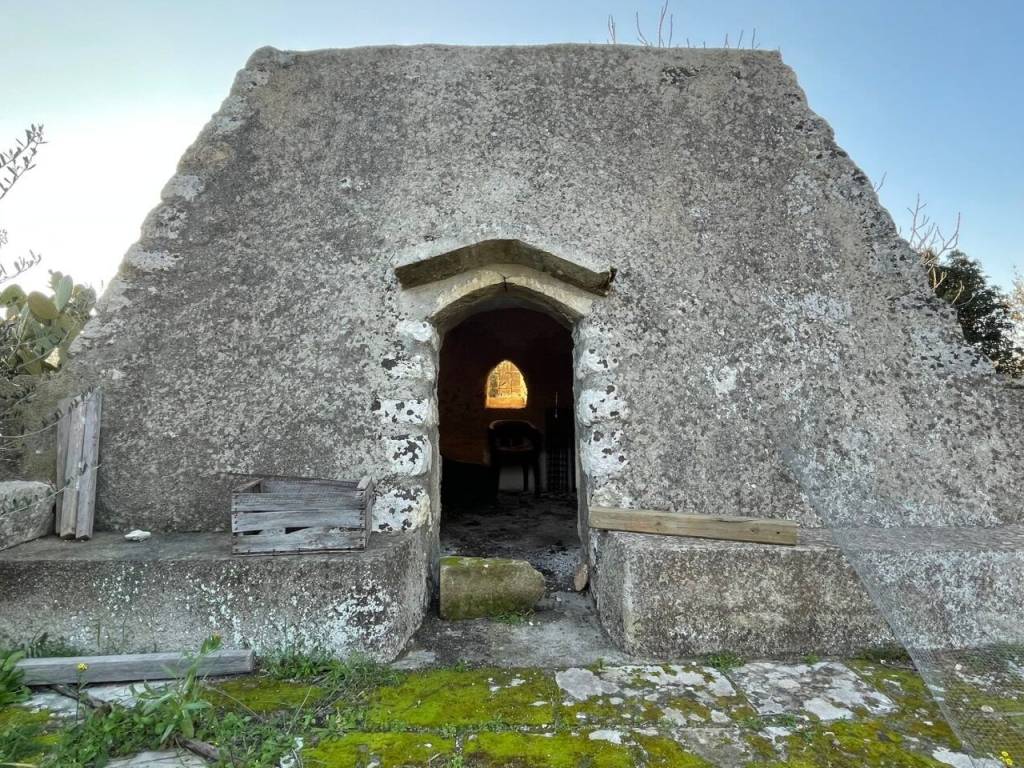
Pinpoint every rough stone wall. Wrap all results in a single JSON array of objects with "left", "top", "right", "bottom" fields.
[{"left": 36, "top": 44, "right": 1023, "bottom": 537}]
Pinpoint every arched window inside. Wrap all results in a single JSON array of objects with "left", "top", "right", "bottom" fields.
[{"left": 485, "top": 360, "right": 528, "bottom": 409}]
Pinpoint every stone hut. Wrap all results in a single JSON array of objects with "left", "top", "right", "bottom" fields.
[{"left": 3, "top": 44, "right": 1022, "bottom": 660}]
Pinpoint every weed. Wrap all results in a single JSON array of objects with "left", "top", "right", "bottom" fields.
[
  {"left": 702, "top": 651, "right": 745, "bottom": 671},
  {"left": 0, "top": 650, "right": 28, "bottom": 707},
  {"left": 262, "top": 645, "right": 336, "bottom": 681},
  {"left": 855, "top": 645, "right": 913, "bottom": 665},
  {"left": 804, "top": 653, "right": 822, "bottom": 665},
  {"left": 738, "top": 715, "right": 766, "bottom": 730}
]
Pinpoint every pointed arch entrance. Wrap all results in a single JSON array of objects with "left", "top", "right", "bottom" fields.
[{"left": 392, "top": 238, "right": 617, "bottom": 598}]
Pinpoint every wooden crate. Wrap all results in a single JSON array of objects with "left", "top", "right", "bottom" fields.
[{"left": 231, "top": 476, "right": 373, "bottom": 555}]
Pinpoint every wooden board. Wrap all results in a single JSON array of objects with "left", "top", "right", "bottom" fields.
[
  {"left": 589, "top": 507, "right": 799, "bottom": 546},
  {"left": 232, "top": 527, "right": 366, "bottom": 555},
  {"left": 231, "top": 493, "right": 364, "bottom": 513},
  {"left": 74, "top": 389, "right": 102, "bottom": 539},
  {"left": 55, "top": 390, "right": 102, "bottom": 540},
  {"left": 16, "top": 649, "right": 254, "bottom": 685},
  {"left": 231, "top": 508, "right": 364, "bottom": 532},
  {"left": 55, "top": 397, "right": 71, "bottom": 515},
  {"left": 57, "top": 397, "right": 86, "bottom": 538}
]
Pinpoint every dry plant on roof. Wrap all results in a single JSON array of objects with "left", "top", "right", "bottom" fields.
[
  {"left": 904, "top": 194, "right": 962, "bottom": 298},
  {"left": 607, "top": 1, "right": 760, "bottom": 50}
]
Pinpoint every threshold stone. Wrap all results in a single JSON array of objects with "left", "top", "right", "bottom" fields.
[{"left": 440, "top": 555, "right": 545, "bottom": 620}]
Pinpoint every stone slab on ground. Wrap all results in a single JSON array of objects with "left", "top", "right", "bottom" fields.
[
  {"left": 107, "top": 750, "right": 207, "bottom": 767},
  {"left": 439, "top": 555, "right": 545, "bottom": 620},
  {"left": 730, "top": 660, "right": 896, "bottom": 720},
  {"left": 0, "top": 480, "right": 53, "bottom": 552},
  {"left": 0, "top": 530, "right": 428, "bottom": 659}
]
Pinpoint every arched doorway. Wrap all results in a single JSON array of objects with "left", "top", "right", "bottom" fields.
[{"left": 437, "top": 305, "right": 578, "bottom": 589}]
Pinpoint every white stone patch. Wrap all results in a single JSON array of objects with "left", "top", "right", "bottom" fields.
[
  {"left": 89, "top": 682, "right": 167, "bottom": 707},
  {"left": 383, "top": 354, "right": 435, "bottom": 383},
  {"left": 661, "top": 707, "right": 689, "bottom": 726},
  {"left": 25, "top": 689, "right": 79, "bottom": 718},
  {"left": 142, "top": 205, "right": 187, "bottom": 241},
  {"left": 579, "top": 428, "right": 627, "bottom": 479},
  {"left": 372, "top": 398, "right": 436, "bottom": 426},
  {"left": 212, "top": 94, "right": 251, "bottom": 135},
  {"left": 588, "top": 729, "right": 623, "bottom": 744},
  {"left": 763, "top": 725, "right": 793, "bottom": 742},
  {"left": 233, "top": 67, "right": 271, "bottom": 92},
  {"left": 803, "top": 696, "right": 853, "bottom": 721},
  {"left": 796, "top": 292, "right": 851, "bottom": 323},
  {"left": 705, "top": 364, "right": 739, "bottom": 397},
  {"left": 107, "top": 750, "right": 207, "bottom": 767},
  {"left": 386, "top": 435, "right": 431, "bottom": 477},
  {"left": 123, "top": 244, "right": 178, "bottom": 272},
  {"left": 555, "top": 667, "right": 621, "bottom": 700},
  {"left": 576, "top": 347, "right": 619, "bottom": 379},
  {"left": 278, "top": 736, "right": 304, "bottom": 768},
  {"left": 731, "top": 661, "right": 894, "bottom": 719},
  {"left": 577, "top": 387, "right": 628, "bottom": 426},
  {"left": 397, "top": 320, "right": 439, "bottom": 348},
  {"left": 160, "top": 174, "right": 205, "bottom": 202},
  {"left": 373, "top": 486, "right": 430, "bottom": 531},
  {"left": 932, "top": 748, "right": 1003, "bottom": 768}
]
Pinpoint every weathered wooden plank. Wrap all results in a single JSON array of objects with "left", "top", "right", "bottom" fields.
[
  {"left": 16, "top": 649, "right": 254, "bottom": 685},
  {"left": 231, "top": 493, "right": 364, "bottom": 513},
  {"left": 55, "top": 397, "right": 71, "bottom": 513},
  {"left": 58, "top": 399, "right": 86, "bottom": 538},
  {"left": 231, "top": 508, "right": 365, "bottom": 532},
  {"left": 232, "top": 527, "right": 365, "bottom": 555},
  {"left": 261, "top": 478, "right": 360, "bottom": 492},
  {"left": 233, "top": 478, "right": 262, "bottom": 494},
  {"left": 74, "top": 390, "right": 102, "bottom": 540},
  {"left": 361, "top": 476, "right": 374, "bottom": 539},
  {"left": 589, "top": 507, "right": 799, "bottom": 546}
]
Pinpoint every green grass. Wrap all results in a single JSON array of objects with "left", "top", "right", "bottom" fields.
[{"left": 702, "top": 651, "right": 745, "bottom": 671}]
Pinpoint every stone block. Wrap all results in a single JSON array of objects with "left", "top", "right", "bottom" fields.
[
  {"left": 440, "top": 556, "right": 545, "bottom": 620},
  {"left": 0, "top": 481, "right": 53, "bottom": 552},
  {"left": 593, "top": 530, "right": 895, "bottom": 657},
  {"left": 0, "top": 530, "right": 429, "bottom": 660}
]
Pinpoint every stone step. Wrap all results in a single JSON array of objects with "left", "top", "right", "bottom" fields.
[
  {"left": 0, "top": 530, "right": 429, "bottom": 660},
  {"left": 592, "top": 526, "right": 1024, "bottom": 657},
  {"left": 439, "top": 555, "right": 545, "bottom": 620}
]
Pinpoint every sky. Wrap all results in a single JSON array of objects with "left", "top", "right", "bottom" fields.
[{"left": 1, "top": 0, "right": 1021, "bottom": 293}]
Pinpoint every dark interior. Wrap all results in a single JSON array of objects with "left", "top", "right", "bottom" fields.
[{"left": 437, "top": 307, "right": 579, "bottom": 589}]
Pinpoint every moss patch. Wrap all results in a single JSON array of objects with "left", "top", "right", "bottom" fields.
[
  {"left": 206, "top": 676, "right": 326, "bottom": 714},
  {"left": 849, "top": 661, "right": 960, "bottom": 747},
  {"left": 635, "top": 734, "right": 715, "bottom": 767},
  {"left": 758, "top": 718, "right": 952, "bottom": 767},
  {"left": 303, "top": 732, "right": 455, "bottom": 767},
  {"left": 0, "top": 705, "right": 57, "bottom": 764},
  {"left": 464, "top": 731, "right": 636, "bottom": 768},
  {"left": 366, "top": 668, "right": 559, "bottom": 729}
]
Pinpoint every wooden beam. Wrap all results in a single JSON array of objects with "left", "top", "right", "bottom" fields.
[
  {"left": 589, "top": 507, "right": 798, "bottom": 546},
  {"left": 74, "top": 389, "right": 102, "bottom": 540},
  {"left": 16, "top": 649, "right": 254, "bottom": 685}
]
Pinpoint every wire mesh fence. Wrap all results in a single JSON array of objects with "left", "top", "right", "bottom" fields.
[{"left": 780, "top": 445, "right": 1024, "bottom": 766}]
